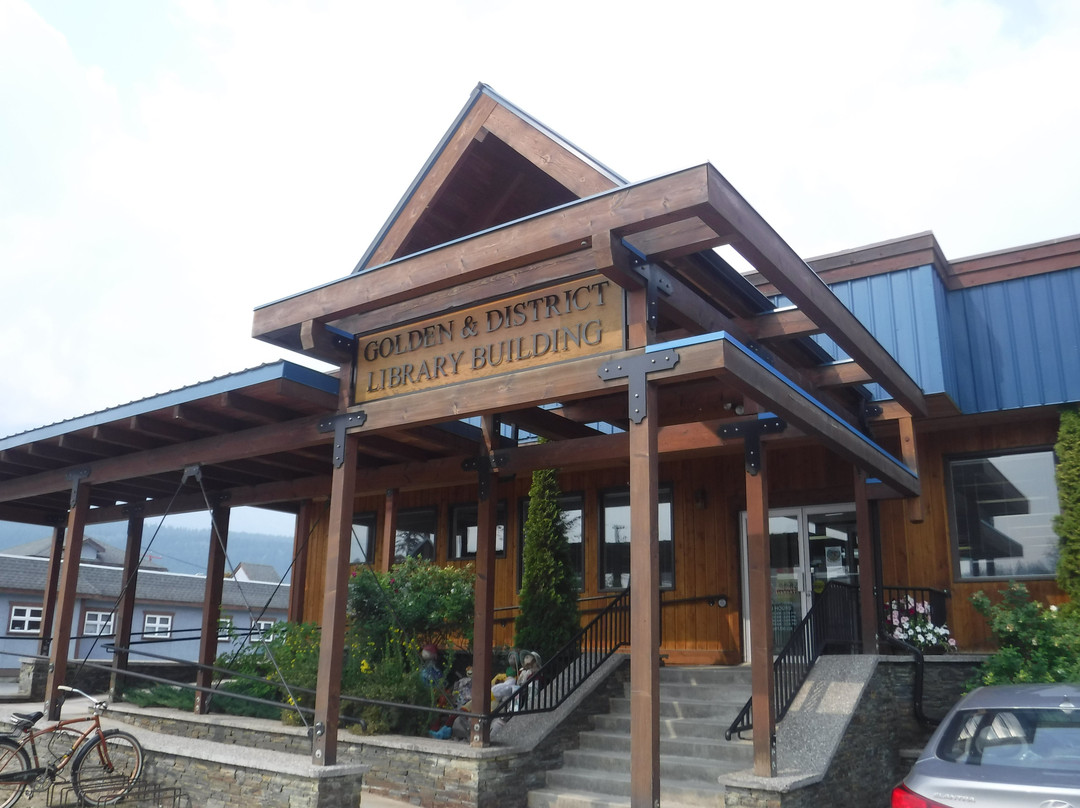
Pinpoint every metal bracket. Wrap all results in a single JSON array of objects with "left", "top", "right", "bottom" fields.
[
  {"left": 65, "top": 468, "right": 90, "bottom": 508},
  {"left": 181, "top": 465, "right": 202, "bottom": 484},
  {"left": 598, "top": 350, "right": 680, "bottom": 424},
  {"left": 718, "top": 416, "right": 787, "bottom": 475},
  {"left": 632, "top": 262, "right": 673, "bottom": 333},
  {"left": 317, "top": 411, "right": 368, "bottom": 468},
  {"left": 462, "top": 452, "right": 509, "bottom": 501}
]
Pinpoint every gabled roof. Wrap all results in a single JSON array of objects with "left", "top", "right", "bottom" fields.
[
  {"left": 0, "top": 555, "right": 289, "bottom": 610},
  {"left": 355, "top": 83, "right": 625, "bottom": 272},
  {"left": 232, "top": 562, "right": 280, "bottom": 583},
  {"left": 2, "top": 536, "right": 167, "bottom": 571}
]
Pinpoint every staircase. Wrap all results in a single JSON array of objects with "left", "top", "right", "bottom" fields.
[{"left": 528, "top": 665, "right": 754, "bottom": 808}]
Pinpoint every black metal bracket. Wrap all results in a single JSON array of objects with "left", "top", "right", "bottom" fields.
[
  {"left": 317, "top": 411, "right": 368, "bottom": 468},
  {"left": 632, "top": 261, "right": 673, "bottom": 333},
  {"left": 462, "top": 452, "right": 510, "bottom": 501},
  {"left": 181, "top": 465, "right": 202, "bottom": 484},
  {"left": 598, "top": 350, "right": 680, "bottom": 424},
  {"left": 65, "top": 468, "right": 90, "bottom": 507},
  {"left": 718, "top": 416, "right": 787, "bottom": 475}
]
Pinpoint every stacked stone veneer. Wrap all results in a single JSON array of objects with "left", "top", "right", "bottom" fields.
[{"left": 723, "top": 655, "right": 983, "bottom": 808}]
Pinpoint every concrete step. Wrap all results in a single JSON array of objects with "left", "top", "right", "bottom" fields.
[
  {"left": 559, "top": 748, "right": 744, "bottom": 785},
  {"left": 657, "top": 665, "right": 753, "bottom": 687},
  {"left": 607, "top": 695, "right": 741, "bottom": 720},
  {"left": 651, "top": 682, "right": 750, "bottom": 703},
  {"left": 540, "top": 769, "right": 728, "bottom": 806},
  {"left": 578, "top": 730, "right": 753, "bottom": 765},
  {"left": 591, "top": 713, "right": 741, "bottom": 742}
]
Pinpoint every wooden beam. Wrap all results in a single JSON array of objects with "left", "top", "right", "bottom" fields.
[
  {"left": 898, "top": 415, "right": 924, "bottom": 523},
  {"left": 745, "top": 445, "right": 775, "bottom": 776},
  {"left": 377, "top": 488, "right": 398, "bottom": 573},
  {"left": 807, "top": 360, "right": 873, "bottom": 388},
  {"left": 109, "top": 505, "right": 144, "bottom": 700},
  {"left": 195, "top": 505, "right": 230, "bottom": 714},
  {"left": 746, "top": 308, "right": 821, "bottom": 341},
  {"left": 46, "top": 479, "right": 90, "bottom": 720},
  {"left": 312, "top": 432, "right": 358, "bottom": 765},
  {"left": 469, "top": 416, "right": 499, "bottom": 747},
  {"left": 288, "top": 503, "right": 312, "bottom": 624},
  {"left": 629, "top": 382, "right": 661, "bottom": 806},
  {"left": 855, "top": 471, "right": 879, "bottom": 654},
  {"left": 38, "top": 524, "right": 66, "bottom": 656},
  {"left": 699, "top": 170, "right": 928, "bottom": 416}
]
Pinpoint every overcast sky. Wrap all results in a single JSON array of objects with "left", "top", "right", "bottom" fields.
[{"left": 2, "top": 0, "right": 1079, "bottom": 445}]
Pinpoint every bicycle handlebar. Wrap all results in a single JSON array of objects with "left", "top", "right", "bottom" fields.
[{"left": 57, "top": 684, "right": 108, "bottom": 713}]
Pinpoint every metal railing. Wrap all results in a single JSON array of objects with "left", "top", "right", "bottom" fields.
[
  {"left": 490, "top": 587, "right": 630, "bottom": 718},
  {"left": 881, "top": 585, "right": 950, "bottom": 629},
  {"left": 725, "top": 581, "right": 861, "bottom": 740}
]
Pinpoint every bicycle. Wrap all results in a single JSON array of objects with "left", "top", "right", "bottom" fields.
[{"left": 0, "top": 685, "right": 144, "bottom": 807}]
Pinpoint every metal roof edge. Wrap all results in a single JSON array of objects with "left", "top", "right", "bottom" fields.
[{"left": 0, "top": 361, "right": 338, "bottom": 450}]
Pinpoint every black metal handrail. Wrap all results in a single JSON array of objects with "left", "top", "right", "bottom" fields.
[
  {"left": 725, "top": 581, "right": 861, "bottom": 741},
  {"left": 489, "top": 587, "right": 630, "bottom": 718}
]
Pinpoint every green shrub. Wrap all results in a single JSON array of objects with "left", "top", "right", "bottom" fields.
[
  {"left": 123, "top": 684, "right": 194, "bottom": 710},
  {"left": 1055, "top": 405, "right": 1080, "bottom": 602},
  {"left": 345, "top": 637, "right": 437, "bottom": 735},
  {"left": 970, "top": 581, "right": 1080, "bottom": 686}
]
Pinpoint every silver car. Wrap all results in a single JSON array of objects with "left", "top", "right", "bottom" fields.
[{"left": 894, "top": 683, "right": 1080, "bottom": 808}]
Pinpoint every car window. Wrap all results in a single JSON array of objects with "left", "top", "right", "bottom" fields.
[{"left": 939, "top": 708, "right": 1080, "bottom": 769}]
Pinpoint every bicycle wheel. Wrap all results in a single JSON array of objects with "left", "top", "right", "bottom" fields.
[
  {"left": 70, "top": 729, "right": 144, "bottom": 806},
  {"left": 0, "top": 738, "right": 30, "bottom": 808}
]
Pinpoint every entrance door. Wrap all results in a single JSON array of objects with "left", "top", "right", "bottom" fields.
[{"left": 740, "top": 505, "right": 858, "bottom": 658}]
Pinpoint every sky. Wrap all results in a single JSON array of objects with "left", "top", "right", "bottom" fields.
[{"left": 2, "top": 0, "right": 1079, "bottom": 449}]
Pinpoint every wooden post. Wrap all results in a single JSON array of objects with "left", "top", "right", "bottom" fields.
[
  {"left": 110, "top": 505, "right": 144, "bottom": 700},
  {"left": 312, "top": 431, "right": 358, "bottom": 765},
  {"left": 855, "top": 470, "right": 879, "bottom": 654},
  {"left": 38, "top": 523, "right": 66, "bottom": 657},
  {"left": 45, "top": 478, "right": 90, "bottom": 720},
  {"left": 288, "top": 502, "right": 313, "bottom": 624},
  {"left": 746, "top": 446, "right": 776, "bottom": 776},
  {"left": 194, "top": 504, "right": 230, "bottom": 714},
  {"left": 629, "top": 382, "right": 661, "bottom": 808},
  {"left": 469, "top": 416, "right": 499, "bottom": 747},
  {"left": 378, "top": 488, "right": 399, "bottom": 572},
  {"left": 898, "top": 416, "right": 924, "bottom": 523}
]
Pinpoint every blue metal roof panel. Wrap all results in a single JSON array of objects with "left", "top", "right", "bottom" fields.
[{"left": 0, "top": 361, "right": 338, "bottom": 449}]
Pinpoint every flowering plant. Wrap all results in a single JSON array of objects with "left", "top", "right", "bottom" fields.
[{"left": 886, "top": 596, "right": 957, "bottom": 652}]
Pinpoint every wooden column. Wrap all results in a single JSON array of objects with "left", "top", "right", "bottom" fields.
[
  {"left": 110, "top": 505, "right": 144, "bottom": 700},
  {"left": 855, "top": 470, "right": 880, "bottom": 654},
  {"left": 312, "top": 431, "right": 359, "bottom": 765},
  {"left": 746, "top": 446, "right": 776, "bottom": 776},
  {"left": 38, "top": 523, "right": 66, "bottom": 657},
  {"left": 899, "top": 416, "right": 924, "bottom": 524},
  {"left": 45, "top": 478, "right": 90, "bottom": 720},
  {"left": 194, "top": 504, "right": 230, "bottom": 714},
  {"left": 377, "top": 488, "right": 399, "bottom": 572},
  {"left": 288, "top": 502, "right": 313, "bottom": 623},
  {"left": 629, "top": 382, "right": 661, "bottom": 808},
  {"left": 469, "top": 415, "right": 499, "bottom": 747}
]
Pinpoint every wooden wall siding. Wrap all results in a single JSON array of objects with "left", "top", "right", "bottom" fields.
[{"left": 877, "top": 412, "right": 1064, "bottom": 652}]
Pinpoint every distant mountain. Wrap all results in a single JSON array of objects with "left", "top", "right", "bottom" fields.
[{"left": 0, "top": 522, "right": 295, "bottom": 584}]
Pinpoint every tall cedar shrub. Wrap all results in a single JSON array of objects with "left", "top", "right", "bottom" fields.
[
  {"left": 515, "top": 466, "right": 580, "bottom": 662},
  {"left": 1055, "top": 405, "right": 1080, "bottom": 603}
]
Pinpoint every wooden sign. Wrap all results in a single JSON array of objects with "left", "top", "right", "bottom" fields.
[{"left": 354, "top": 276, "right": 625, "bottom": 403}]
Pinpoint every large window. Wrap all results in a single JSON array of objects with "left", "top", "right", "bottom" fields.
[
  {"left": 947, "top": 449, "right": 1060, "bottom": 579},
  {"left": 83, "top": 611, "right": 114, "bottom": 637},
  {"left": 352, "top": 512, "right": 376, "bottom": 564},
  {"left": 600, "top": 486, "right": 674, "bottom": 590},
  {"left": 518, "top": 493, "right": 585, "bottom": 591},
  {"left": 449, "top": 502, "right": 506, "bottom": 560},
  {"left": 9, "top": 605, "right": 42, "bottom": 634},
  {"left": 394, "top": 508, "right": 438, "bottom": 562}
]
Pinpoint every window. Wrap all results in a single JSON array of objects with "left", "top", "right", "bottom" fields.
[
  {"left": 518, "top": 493, "right": 585, "bottom": 591},
  {"left": 394, "top": 508, "right": 437, "bottom": 562},
  {"left": 351, "top": 512, "right": 376, "bottom": 564},
  {"left": 143, "top": 613, "right": 173, "bottom": 639},
  {"left": 83, "top": 611, "right": 114, "bottom": 637},
  {"left": 217, "top": 617, "right": 233, "bottom": 641},
  {"left": 600, "top": 486, "right": 674, "bottom": 590},
  {"left": 947, "top": 449, "right": 1060, "bottom": 579},
  {"left": 251, "top": 619, "right": 276, "bottom": 642},
  {"left": 9, "top": 605, "right": 42, "bottom": 634},
  {"left": 449, "top": 501, "right": 506, "bottom": 560}
]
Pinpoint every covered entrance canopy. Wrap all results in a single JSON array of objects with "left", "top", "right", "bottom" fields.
[{"left": 0, "top": 85, "right": 925, "bottom": 799}]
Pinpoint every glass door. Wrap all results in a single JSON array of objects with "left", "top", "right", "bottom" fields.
[{"left": 740, "top": 504, "right": 857, "bottom": 659}]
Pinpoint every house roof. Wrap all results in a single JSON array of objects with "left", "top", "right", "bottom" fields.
[
  {"left": 232, "top": 562, "right": 280, "bottom": 583},
  {"left": 0, "top": 554, "right": 288, "bottom": 610},
  {"left": 2, "top": 536, "right": 168, "bottom": 571}
]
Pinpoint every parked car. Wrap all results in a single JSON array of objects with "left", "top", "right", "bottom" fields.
[{"left": 893, "top": 683, "right": 1080, "bottom": 808}]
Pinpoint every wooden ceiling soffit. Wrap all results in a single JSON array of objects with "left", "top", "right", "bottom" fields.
[
  {"left": 362, "top": 91, "right": 619, "bottom": 272},
  {"left": 696, "top": 170, "right": 928, "bottom": 417}
]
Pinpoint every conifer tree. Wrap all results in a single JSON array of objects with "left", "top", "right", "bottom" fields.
[
  {"left": 1055, "top": 405, "right": 1080, "bottom": 602},
  {"left": 514, "top": 466, "right": 580, "bottom": 662}
]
